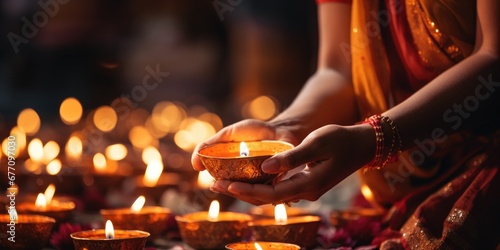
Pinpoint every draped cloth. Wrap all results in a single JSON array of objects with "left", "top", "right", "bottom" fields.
[{"left": 347, "top": 0, "right": 500, "bottom": 249}]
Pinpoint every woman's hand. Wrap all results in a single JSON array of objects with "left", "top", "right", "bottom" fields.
[
  {"left": 191, "top": 119, "right": 300, "bottom": 171},
  {"left": 208, "top": 124, "right": 375, "bottom": 205}
]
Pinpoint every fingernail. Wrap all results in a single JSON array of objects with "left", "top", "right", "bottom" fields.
[
  {"left": 210, "top": 182, "right": 223, "bottom": 193},
  {"left": 262, "top": 158, "right": 279, "bottom": 173}
]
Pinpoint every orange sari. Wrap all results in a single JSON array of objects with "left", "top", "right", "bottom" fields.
[{"left": 349, "top": 0, "right": 500, "bottom": 249}]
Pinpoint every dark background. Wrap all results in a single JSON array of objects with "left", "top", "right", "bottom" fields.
[{"left": 0, "top": 0, "right": 319, "bottom": 127}]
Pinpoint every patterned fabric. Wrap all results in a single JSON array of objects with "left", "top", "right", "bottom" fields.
[{"left": 319, "top": 0, "right": 499, "bottom": 248}]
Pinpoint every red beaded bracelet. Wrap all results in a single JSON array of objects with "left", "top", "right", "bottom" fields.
[{"left": 362, "top": 114, "right": 402, "bottom": 171}]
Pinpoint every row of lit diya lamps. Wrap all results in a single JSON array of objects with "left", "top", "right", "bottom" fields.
[{"left": 1, "top": 188, "right": 323, "bottom": 250}]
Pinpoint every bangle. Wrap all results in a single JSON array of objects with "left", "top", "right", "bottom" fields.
[
  {"left": 381, "top": 116, "right": 402, "bottom": 166},
  {"left": 362, "top": 114, "right": 402, "bottom": 171},
  {"left": 363, "top": 114, "right": 384, "bottom": 169}
]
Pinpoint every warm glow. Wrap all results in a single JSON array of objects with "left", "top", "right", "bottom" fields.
[
  {"left": 43, "top": 184, "right": 56, "bottom": 204},
  {"left": 254, "top": 242, "right": 264, "bottom": 250},
  {"left": 105, "top": 144, "right": 128, "bottom": 161},
  {"left": 65, "top": 136, "right": 82, "bottom": 160},
  {"left": 145, "top": 116, "right": 169, "bottom": 139},
  {"left": 130, "top": 196, "right": 146, "bottom": 213},
  {"left": 197, "top": 170, "right": 215, "bottom": 189},
  {"left": 105, "top": 220, "right": 115, "bottom": 239},
  {"left": 159, "top": 102, "right": 187, "bottom": 131},
  {"left": 93, "top": 153, "right": 107, "bottom": 172},
  {"left": 240, "top": 142, "right": 249, "bottom": 157},
  {"left": 2, "top": 137, "right": 20, "bottom": 158},
  {"left": 143, "top": 159, "right": 163, "bottom": 187},
  {"left": 141, "top": 146, "right": 162, "bottom": 165},
  {"left": 129, "top": 126, "right": 154, "bottom": 149},
  {"left": 59, "top": 97, "right": 83, "bottom": 125},
  {"left": 9, "top": 127, "right": 26, "bottom": 155},
  {"left": 207, "top": 200, "right": 220, "bottom": 221},
  {"left": 274, "top": 204, "right": 288, "bottom": 224},
  {"left": 198, "top": 112, "right": 223, "bottom": 132},
  {"left": 35, "top": 193, "right": 47, "bottom": 210},
  {"left": 185, "top": 119, "right": 216, "bottom": 144},
  {"left": 17, "top": 108, "right": 41, "bottom": 136},
  {"left": 361, "top": 184, "right": 374, "bottom": 202},
  {"left": 46, "top": 159, "right": 62, "bottom": 175},
  {"left": 24, "top": 159, "right": 41, "bottom": 173},
  {"left": 8, "top": 207, "right": 18, "bottom": 224},
  {"left": 43, "top": 141, "right": 60, "bottom": 164},
  {"left": 246, "top": 96, "right": 277, "bottom": 120},
  {"left": 93, "top": 106, "right": 118, "bottom": 132},
  {"left": 28, "top": 138, "right": 44, "bottom": 162},
  {"left": 174, "top": 130, "right": 195, "bottom": 151}
]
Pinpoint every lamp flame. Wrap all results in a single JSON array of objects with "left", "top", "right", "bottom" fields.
[
  {"left": 130, "top": 195, "right": 146, "bottom": 213},
  {"left": 141, "top": 146, "right": 161, "bottom": 165},
  {"left": 143, "top": 159, "right": 163, "bottom": 187},
  {"left": 240, "top": 141, "right": 249, "bottom": 157},
  {"left": 65, "top": 136, "right": 82, "bottom": 161},
  {"left": 105, "top": 144, "right": 128, "bottom": 161},
  {"left": 254, "top": 242, "right": 264, "bottom": 250},
  {"left": 46, "top": 159, "right": 62, "bottom": 175},
  {"left": 105, "top": 220, "right": 114, "bottom": 239},
  {"left": 274, "top": 203, "right": 287, "bottom": 225},
  {"left": 93, "top": 153, "right": 107, "bottom": 173},
  {"left": 207, "top": 200, "right": 220, "bottom": 221},
  {"left": 35, "top": 193, "right": 47, "bottom": 211},
  {"left": 197, "top": 170, "right": 215, "bottom": 189},
  {"left": 43, "top": 184, "right": 56, "bottom": 204},
  {"left": 28, "top": 138, "right": 44, "bottom": 162}
]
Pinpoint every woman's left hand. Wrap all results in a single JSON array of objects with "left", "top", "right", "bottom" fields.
[{"left": 209, "top": 124, "right": 375, "bottom": 205}]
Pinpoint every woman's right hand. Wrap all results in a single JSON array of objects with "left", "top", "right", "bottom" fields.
[{"left": 191, "top": 119, "right": 299, "bottom": 171}]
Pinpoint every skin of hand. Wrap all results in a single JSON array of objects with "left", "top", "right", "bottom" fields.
[
  {"left": 190, "top": 0, "right": 499, "bottom": 206},
  {"left": 205, "top": 124, "right": 375, "bottom": 205}
]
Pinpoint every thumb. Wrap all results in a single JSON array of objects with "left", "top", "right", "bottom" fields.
[{"left": 261, "top": 143, "right": 317, "bottom": 174}]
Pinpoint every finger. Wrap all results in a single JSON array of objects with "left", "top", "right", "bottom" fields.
[
  {"left": 211, "top": 180, "right": 267, "bottom": 205},
  {"left": 261, "top": 140, "right": 326, "bottom": 174},
  {"left": 222, "top": 175, "right": 308, "bottom": 205}
]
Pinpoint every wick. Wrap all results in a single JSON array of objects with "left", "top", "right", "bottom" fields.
[
  {"left": 107, "top": 235, "right": 114, "bottom": 240},
  {"left": 240, "top": 152, "right": 248, "bottom": 157}
]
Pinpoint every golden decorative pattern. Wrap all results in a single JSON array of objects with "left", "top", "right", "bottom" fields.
[
  {"left": 406, "top": 0, "right": 459, "bottom": 74},
  {"left": 198, "top": 141, "right": 294, "bottom": 184},
  {"left": 401, "top": 208, "right": 478, "bottom": 249}
]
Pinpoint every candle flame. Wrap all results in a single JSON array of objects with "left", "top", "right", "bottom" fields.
[
  {"left": 65, "top": 136, "right": 82, "bottom": 160},
  {"left": 46, "top": 159, "right": 62, "bottom": 175},
  {"left": 254, "top": 242, "right": 264, "bottom": 250},
  {"left": 130, "top": 195, "right": 146, "bottom": 213},
  {"left": 143, "top": 159, "right": 163, "bottom": 187},
  {"left": 105, "top": 220, "right": 114, "bottom": 239},
  {"left": 93, "top": 153, "right": 107, "bottom": 172},
  {"left": 274, "top": 204, "right": 287, "bottom": 224},
  {"left": 240, "top": 142, "right": 249, "bottom": 157},
  {"left": 28, "top": 138, "right": 44, "bottom": 162},
  {"left": 105, "top": 144, "right": 128, "bottom": 161},
  {"left": 141, "top": 146, "right": 161, "bottom": 165},
  {"left": 361, "top": 184, "right": 374, "bottom": 202},
  {"left": 35, "top": 193, "right": 47, "bottom": 210},
  {"left": 197, "top": 170, "right": 215, "bottom": 189},
  {"left": 43, "top": 141, "right": 60, "bottom": 164},
  {"left": 43, "top": 184, "right": 56, "bottom": 204},
  {"left": 207, "top": 200, "right": 220, "bottom": 221}
]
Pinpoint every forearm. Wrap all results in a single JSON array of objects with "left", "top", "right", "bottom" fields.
[
  {"left": 384, "top": 51, "right": 500, "bottom": 150},
  {"left": 270, "top": 68, "right": 357, "bottom": 142}
]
